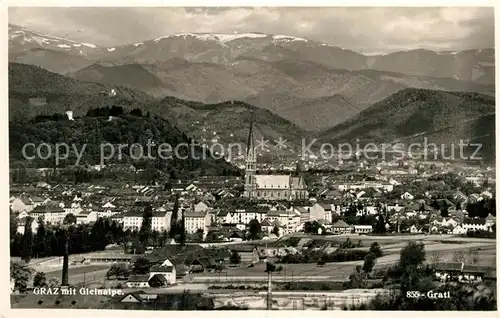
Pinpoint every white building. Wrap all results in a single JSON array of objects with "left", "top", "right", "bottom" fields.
[
  {"left": 122, "top": 210, "right": 172, "bottom": 232},
  {"left": 30, "top": 205, "right": 68, "bottom": 225},
  {"left": 219, "top": 208, "right": 268, "bottom": 225},
  {"left": 149, "top": 259, "right": 176, "bottom": 284},
  {"left": 185, "top": 210, "right": 211, "bottom": 234},
  {"left": 353, "top": 225, "right": 373, "bottom": 234}
]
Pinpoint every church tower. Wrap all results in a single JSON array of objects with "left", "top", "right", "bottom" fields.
[{"left": 244, "top": 119, "right": 256, "bottom": 199}]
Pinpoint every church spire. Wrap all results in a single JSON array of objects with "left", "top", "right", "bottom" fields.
[
  {"left": 246, "top": 113, "right": 255, "bottom": 160},
  {"left": 244, "top": 113, "right": 256, "bottom": 199}
]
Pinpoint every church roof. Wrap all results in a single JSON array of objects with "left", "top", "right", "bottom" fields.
[{"left": 254, "top": 175, "right": 291, "bottom": 189}]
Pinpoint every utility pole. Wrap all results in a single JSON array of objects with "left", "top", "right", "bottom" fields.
[
  {"left": 267, "top": 270, "right": 272, "bottom": 310},
  {"left": 265, "top": 261, "right": 275, "bottom": 310},
  {"left": 61, "top": 229, "right": 69, "bottom": 287}
]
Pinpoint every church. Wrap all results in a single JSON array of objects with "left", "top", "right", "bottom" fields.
[{"left": 243, "top": 122, "right": 308, "bottom": 201}]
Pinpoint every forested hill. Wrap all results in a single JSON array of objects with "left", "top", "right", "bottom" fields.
[
  {"left": 9, "top": 110, "right": 240, "bottom": 178},
  {"left": 9, "top": 62, "right": 307, "bottom": 146}
]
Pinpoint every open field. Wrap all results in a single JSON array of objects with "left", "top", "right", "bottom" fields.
[
  {"left": 45, "top": 265, "right": 109, "bottom": 285},
  {"left": 17, "top": 233, "right": 495, "bottom": 286}
]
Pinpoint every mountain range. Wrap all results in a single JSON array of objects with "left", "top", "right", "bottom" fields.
[
  {"left": 319, "top": 88, "right": 495, "bottom": 162},
  {"left": 8, "top": 24, "right": 496, "bottom": 162},
  {"left": 9, "top": 24, "right": 495, "bottom": 132}
]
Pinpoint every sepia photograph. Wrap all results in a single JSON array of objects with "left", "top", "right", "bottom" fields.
[{"left": 7, "top": 6, "right": 497, "bottom": 311}]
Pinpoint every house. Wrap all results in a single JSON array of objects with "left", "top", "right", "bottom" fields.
[
  {"left": 185, "top": 211, "right": 211, "bottom": 234},
  {"left": 230, "top": 245, "right": 260, "bottom": 263},
  {"left": 120, "top": 291, "right": 160, "bottom": 303},
  {"left": 123, "top": 210, "right": 172, "bottom": 232},
  {"left": 309, "top": 203, "right": 328, "bottom": 222},
  {"left": 126, "top": 275, "right": 151, "bottom": 288},
  {"left": 120, "top": 291, "right": 148, "bottom": 303},
  {"left": 228, "top": 231, "right": 244, "bottom": 242},
  {"left": 320, "top": 189, "right": 341, "bottom": 200},
  {"left": 260, "top": 219, "right": 273, "bottom": 233},
  {"left": 400, "top": 192, "right": 414, "bottom": 200},
  {"left": 480, "top": 190, "right": 493, "bottom": 199},
  {"left": 30, "top": 205, "right": 67, "bottom": 224},
  {"left": 221, "top": 208, "right": 268, "bottom": 225},
  {"left": 452, "top": 190, "right": 468, "bottom": 203},
  {"left": 11, "top": 196, "right": 34, "bottom": 213},
  {"left": 266, "top": 207, "right": 301, "bottom": 234},
  {"left": 194, "top": 201, "right": 210, "bottom": 213},
  {"left": 409, "top": 225, "right": 421, "bottom": 233},
  {"left": 485, "top": 214, "right": 496, "bottom": 227},
  {"left": 149, "top": 265, "right": 176, "bottom": 285},
  {"left": 75, "top": 210, "right": 98, "bottom": 224},
  {"left": 294, "top": 206, "right": 310, "bottom": 224},
  {"left": 331, "top": 220, "right": 351, "bottom": 235},
  {"left": 452, "top": 225, "right": 467, "bottom": 235}
]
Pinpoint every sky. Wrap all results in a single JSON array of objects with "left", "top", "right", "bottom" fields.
[{"left": 8, "top": 7, "right": 494, "bottom": 54}]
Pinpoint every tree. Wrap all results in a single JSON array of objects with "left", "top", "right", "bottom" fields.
[
  {"left": 169, "top": 195, "right": 182, "bottom": 239},
  {"left": 304, "top": 221, "right": 321, "bottom": 234},
  {"left": 20, "top": 217, "right": 34, "bottom": 263},
  {"left": 139, "top": 205, "right": 153, "bottom": 244},
  {"left": 10, "top": 209, "right": 18, "bottom": 240},
  {"left": 369, "top": 242, "right": 382, "bottom": 258},
  {"left": 107, "top": 263, "right": 130, "bottom": 280},
  {"left": 317, "top": 255, "right": 326, "bottom": 267},
  {"left": 345, "top": 265, "right": 367, "bottom": 289},
  {"left": 229, "top": 250, "right": 241, "bottom": 265},
  {"left": 467, "top": 250, "right": 480, "bottom": 264},
  {"left": 440, "top": 207, "right": 449, "bottom": 217},
  {"left": 194, "top": 228, "right": 204, "bottom": 242},
  {"left": 399, "top": 241, "right": 426, "bottom": 269},
  {"left": 363, "top": 252, "right": 377, "bottom": 274},
  {"left": 34, "top": 220, "right": 49, "bottom": 258},
  {"left": 428, "top": 252, "right": 442, "bottom": 268},
  {"left": 63, "top": 213, "right": 77, "bottom": 225},
  {"left": 248, "top": 219, "right": 262, "bottom": 240},
  {"left": 374, "top": 214, "right": 386, "bottom": 234},
  {"left": 10, "top": 261, "right": 33, "bottom": 293},
  {"left": 48, "top": 277, "right": 61, "bottom": 288},
  {"left": 272, "top": 225, "right": 280, "bottom": 237},
  {"left": 129, "top": 108, "right": 143, "bottom": 117},
  {"left": 452, "top": 250, "right": 467, "bottom": 263},
  {"left": 132, "top": 257, "right": 151, "bottom": 274},
  {"left": 33, "top": 271, "right": 47, "bottom": 288}
]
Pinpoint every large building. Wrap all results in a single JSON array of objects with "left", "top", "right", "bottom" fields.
[{"left": 243, "top": 121, "right": 308, "bottom": 200}]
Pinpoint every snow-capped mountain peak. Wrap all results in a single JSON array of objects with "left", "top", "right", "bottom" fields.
[
  {"left": 9, "top": 24, "right": 100, "bottom": 54},
  {"left": 152, "top": 32, "right": 269, "bottom": 44}
]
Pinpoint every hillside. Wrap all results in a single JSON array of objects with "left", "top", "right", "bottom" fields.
[
  {"left": 152, "top": 97, "right": 309, "bottom": 147},
  {"left": 319, "top": 88, "right": 495, "bottom": 161},
  {"left": 9, "top": 48, "right": 93, "bottom": 75},
  {"left": 8, "top": 63, "right": 305, "bottom": 152},
  {"left": 70, "top": 63, "right": 172, "bottom": 96},
  {"left": 9, "top": 112, "right": 239, "bottom": 177},
  {"left": 8, "top": 63, "right": 155, "bottom": 122}
]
